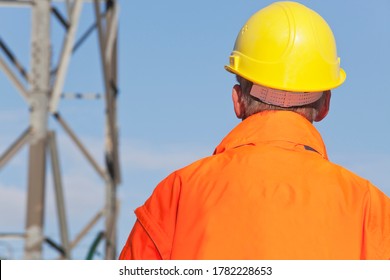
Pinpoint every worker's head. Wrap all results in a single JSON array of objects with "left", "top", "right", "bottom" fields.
[{"left": 225, "top": 1, "right": 345, "bottom": 122}]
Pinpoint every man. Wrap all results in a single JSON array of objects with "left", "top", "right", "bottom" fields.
[{"left": 120, "top": 1, "right": 390, "bottom": 259}]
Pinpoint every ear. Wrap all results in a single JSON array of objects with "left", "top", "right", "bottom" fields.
[
  {"left": 232, "top": 84, "right": 244, "bottom": 119},
  {"left": 314, "top": 90, "right": 331, "bottom": 122}
]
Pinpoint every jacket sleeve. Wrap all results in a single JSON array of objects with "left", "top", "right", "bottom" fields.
[
  {"left": 363, "top": 183, "right": 390, "bottom": 259},
  {"left": 119, "top": 219, "right": 162, "bottom": 260},
  {"left": 119, "top": 172, "right": 182, "bottom": 260}
]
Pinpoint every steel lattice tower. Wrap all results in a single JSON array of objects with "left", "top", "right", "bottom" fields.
[{"left": 0, "top": 0, "right": 120, "bottom": 259}]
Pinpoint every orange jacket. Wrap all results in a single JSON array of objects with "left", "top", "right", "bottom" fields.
[{"left": 120, "top": 111, "right": 390, "bottom": 259}]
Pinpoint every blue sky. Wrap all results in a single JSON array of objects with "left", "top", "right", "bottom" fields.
[{"left": 0, "top": 0, "right": 390, "bottom": 259}]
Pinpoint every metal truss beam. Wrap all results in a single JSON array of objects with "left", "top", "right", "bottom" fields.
[
  {"left": 0, "top": 0, "right": 33, "bottom": 7},
  {"left": 0, "top": 0, "right": 120, "bottom": 260}
]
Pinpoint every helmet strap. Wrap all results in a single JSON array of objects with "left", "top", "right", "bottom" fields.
[{"left": 249, "top": 83, "right": 323, "bottom": 108}]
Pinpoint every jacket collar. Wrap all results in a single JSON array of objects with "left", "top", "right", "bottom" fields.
[{"left": 214, "top": 111, "right": 328, "bottom": 159}]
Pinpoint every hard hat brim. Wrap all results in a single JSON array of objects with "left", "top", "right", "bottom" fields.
[{"left": 225, "top": 64, "right": 346, "bottom": 93}]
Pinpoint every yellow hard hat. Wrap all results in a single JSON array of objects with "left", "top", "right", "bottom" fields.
[{"left": 225, "top": 1, "right": 346, "bottom": 93}]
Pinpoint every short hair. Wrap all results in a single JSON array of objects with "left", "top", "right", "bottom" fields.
[{"left": 236, "top": 75, "right": 328, "bottom": 122}]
